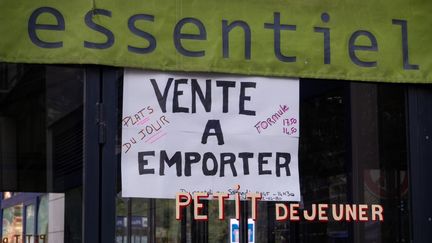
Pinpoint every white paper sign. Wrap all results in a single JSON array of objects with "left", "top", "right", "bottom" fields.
[{"left": 121, "top": 69, "right": 300, "bottom": 201}]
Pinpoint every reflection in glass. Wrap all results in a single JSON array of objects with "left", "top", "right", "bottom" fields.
[
  {"left": 37, "top": 195, "right": 48, "bottom": 237},
  {"left": 3, "top": 192, "right": 13, "bottom": 199},
  {"left": 131, "top": 198, "right": 148, "bottom": 243},
  {"left": 116, "top": 198, "right": 128, "bottom": 243},
  {"left": 154, "top": 199, "right": 180, "bottom": 243},
  {"left": 208, "top": 200, "right": 235, "bottom": 242},
  {"left": 0, "top": 63, "right": 84, "bottom": 243},
  {"left": 25, "top": 204, "right": 35, "bottom": 243},
  {"left": 2, "top": 204, "right": 23, "bottom": 242}
]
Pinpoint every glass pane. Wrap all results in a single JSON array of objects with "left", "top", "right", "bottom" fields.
[
  {"left": 64, "top": 189, "right": 82, "bottom": 243},
  {"left": 116, "top": 198, "right": 182, "bottom": 243},
  {"left": 0, "top": 63, "right": 84, "bottom": 243},
  {"left": 2, "top": 204, "right": 23, "bottom": 242},
  {"left": 131, "top": 198, "right": 148, "bottom": 243},
  {"left": 297, "top": 80, "right": 347, "bottom": 242},
  {"left": 115, "top": 73, "right": 414, "bottom": 242},
  {"left": 358, "top": 84, "right": 410, "bottom": 242},
  {"left": 208, "top": 200, "right": 235, "bottom": 242},
  {"left": 154, "top": 199, "right": 181, "bottom": 242},
  {"left": 0, "top": 63, "right": 84, "bottom": 192},
  {"left": 37, "top": 195, "right": 48, "bottom": 236},
  {"left": 116, "top": 197, "right": 128, "bottom": 243},
  {"left": 255, "top": 80, "right": 411, "bottom": 243},
  {"left": 25, "top": 205, "right": 35, "bottom": 243}
]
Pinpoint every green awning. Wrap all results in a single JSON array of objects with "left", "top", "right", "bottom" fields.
[{"left": 0, "top": 0, "right": 431, "bottom": 83}]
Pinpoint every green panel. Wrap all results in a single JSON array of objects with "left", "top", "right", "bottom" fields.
[{"left": 0, "top": 0, "right": 431, "bottom": 83}]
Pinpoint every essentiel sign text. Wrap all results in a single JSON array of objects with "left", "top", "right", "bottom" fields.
[{"left": 27, "top": 8, "right": 418, "bottom": 69}]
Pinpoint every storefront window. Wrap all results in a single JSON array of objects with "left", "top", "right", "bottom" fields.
[
  {"left": 0, "top": 63, "right": 426, "bottom": 242},
  {"left": 115, "top": 78, "right": 412, "bottom": 242}
]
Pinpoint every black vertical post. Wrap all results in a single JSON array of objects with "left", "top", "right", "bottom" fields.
[
  {"left": 344, "top": 84, "right": 354, "bottom": 243},
  {"left": 202, "top": 201, "right": 209, "bottom": 242},
  {"left": 23, "top": 206, "right": 27, "bottom": 241},
  {"left": 148, "top": 199, "right": 156, "bottom": 243},
  {"left": 407, "top": 86, "right": 432, "bottom": 243},
  {"left": 83, "top": 66, "right": 120, "bottom": 243},
  {"left": 267, "top": 202, "right": 275, "bottom": 242},
  {"left": 190, "top": 204, "right": 196, "bottom": 243},
  {"left": 181, "top": 205, "right": 187, "bottom": 243},
  {"left": 239, "top": 201, "right": 248, "bottom": 243},
  {"left": 127, "top": 199, "right": 132, "bottom": 243},
  {"left": 0, "top": 194, "right": 3, "bottom": 239},
  {"left": 100, "top": 67, "right": 119, "bottom": 243},
  {"left": 83, "top": 67, "right": 102, "bottom": 243},
  {"left": 191, "top": 200, "right": 208, "bottom": 243}
]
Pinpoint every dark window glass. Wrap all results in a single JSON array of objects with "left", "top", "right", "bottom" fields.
[
  {"left": 256, "top": 81, "right": 410, "bottom": 243},
  {"left": 0, "top": 63, "right": 84, "bottom": 243}
]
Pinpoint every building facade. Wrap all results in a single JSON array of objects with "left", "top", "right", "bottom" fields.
[{"left": 0, "top": 0, "right": 432, "bottom": 242}]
